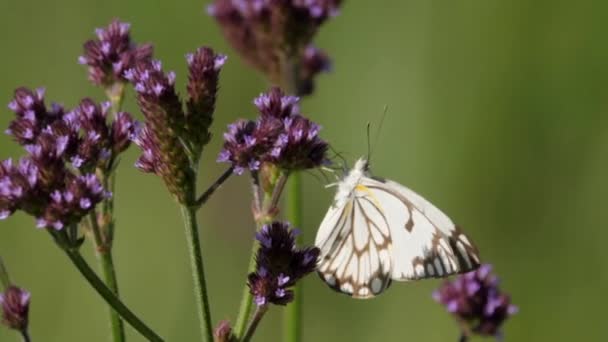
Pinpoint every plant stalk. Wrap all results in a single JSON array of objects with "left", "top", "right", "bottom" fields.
[
  {"left": 242, "top": 305, "right": 268, "bottom": 342},
  {"left": 180, "top": 203, "right": 213, "bottom": 342},
  {"left": 63, "top": 248, "right": 163, "bottom": 341},
  {"left": 234, "top": 172, "right": 287, "bottom": 339},
  {"left": 89, "top": 209, "right": 125, "bottom": 342},
  {"left": 283, "top": 173, "right": 302, "bottom": 342}
]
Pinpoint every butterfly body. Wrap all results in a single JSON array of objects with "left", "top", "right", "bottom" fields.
[{"left": 315, "top": 157, "right": 480, "bottom": 299}]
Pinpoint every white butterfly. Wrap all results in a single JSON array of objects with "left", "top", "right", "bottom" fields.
[{"left": 315, "top": 158, "right": 480, "bottom": 298}]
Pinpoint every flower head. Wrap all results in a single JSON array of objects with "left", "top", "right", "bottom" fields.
[
  {"left": 218, "top": 87, "right": 328, "bottom": 174},
  {"left": 37, "top": 174, "right": 109, "bottom": 230},
  {"left": 0, "top": 286, "right": 30, "bottom": 332},
  {"left": 79, "top": 19, "right": 153, "bottom": 87},
  {"left": 0, "top": 159, "right": 39, "bottom": 220},
  {"left": 6, "top": 88, "right": 65, "bottom": 146},
  {"left": 433, "top": 264, "right": 518, "bottom": 339},
  {"left": 208, "top": 0, "right": 341, "bottom": 93},
  {"left": 126, "top": 60, "right": 193, "bottom": 203},
  {"left": 185, "top": 47, "right": 227, "bottom": 152},
  {"left": 298, "top": 45, "right": 332, "bottom": 95},
  {"left": 248, "top": 222, "right": 319, "bottom": 306}
]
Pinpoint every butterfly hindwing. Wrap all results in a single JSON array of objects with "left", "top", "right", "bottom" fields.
[{"left": 360, "top": 176, "right": 480, "bottom": 280}]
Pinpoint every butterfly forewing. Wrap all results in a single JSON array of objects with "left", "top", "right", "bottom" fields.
[{"left": 315, "top": 158, "right": 480, "bottom": 299}]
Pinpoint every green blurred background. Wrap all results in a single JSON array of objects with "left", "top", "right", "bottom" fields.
[{"left": 1, "top": 0, "right": 607, "bottom": 341}]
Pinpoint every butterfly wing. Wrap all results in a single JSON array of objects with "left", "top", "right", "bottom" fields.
[
  {"left": 315, "top": 191, "right": 393, "bottom": 298},
  {"left": 360, "top": 176, "right": 480, "bottom": 281}
]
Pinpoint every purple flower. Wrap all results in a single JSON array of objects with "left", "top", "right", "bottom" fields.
[
  {"left": 209, "top": 0, "right": 341, "bottom": 92},
  {"left": 6, "top": 88, "right": 65, "bottom": 146},
  {"left": 267, "top": 114, "right": 328, "bottom": 169},
  {"left": 298, "top": 45, "right": 332, "bottom": 95},
  {"left": 111, "top": 111, "right": 136, "bottom": 154},
  {"left": 79, "top": 19, "right": 153, "bottom": 87},
  {"left": 218, "top": 87, "right": 328, "bottom": 173},
  {"left": 37, "top": 174, "right": 109, "bottom": 230},
  {"left": 127, "top": 60, "right": 193, "bottom": 203},
  {"left": 433, "top": 264, "right": 518, "bottom": 339},
  {"left": 185, "top": 47, "right": 227, "bottom": 151},
  {"left": 254, "top": 87, "right": 300, "bottom": 119},
  {"left": 0, "top": 158, "right": 39, "bottom": 220},
  {"left": 0, "top": 286, "right": 30, "bottom": 332},
  {"left": 247, "top": 222, "right": 319, "bottom": 306},
  {"left": 218, "top": 119, "right": 281, "bottom": 174}
]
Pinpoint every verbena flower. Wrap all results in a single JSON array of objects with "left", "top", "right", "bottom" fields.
[
  {"left": 0, "top": 286, "right": 30, "bottom": 333},
  {"left": 2, "top": 88, "right": 114, "bottom": 230},
  {"left": 186, "top": 47, "right": 227, "bottom": 153},
  {"left": 208, "top": 0, "right": 341, "bottom": 94},
  {"left": 37, "top": 174, "right": 108, "bottom": 230},
  {"left": 218, "top": 87, "right": 328, "bottom": 174},
  {"left": 6, "top": 87, "right": 65, "bottom": 146},
  {"left": 298, "top": 45, "right": 332, "bottom": 95},
  {"left": 247, "top": 222, "right": 319, "bottom": 306},
  {"left": 70, "top": 99, "right": 135, "bottom": 170},
  {"left": 433, "top": 264, "right": 518, "bottom": 340},
  {"left": 79, "top": 19, "right": 153, "bottom": 87},
  {"left": 126, "top": 60, "right": 193, "bottom": 202},
  {"left": 128, "top": 47, "right": 226, "bottom": 203}
]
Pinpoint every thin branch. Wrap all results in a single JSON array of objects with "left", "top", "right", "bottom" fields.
[
  {"left": 242, "top": 305, "right": 268, "bottom": 342},
  {"left": 195, "top": 167, "right": 234, "bottom": 208}
]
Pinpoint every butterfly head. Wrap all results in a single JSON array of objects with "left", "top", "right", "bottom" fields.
[{"left": 353, "top": 157, "right": 370, "bottom": 173}]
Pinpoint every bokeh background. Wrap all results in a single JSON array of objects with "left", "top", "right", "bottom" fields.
[{"left": 1, "top": 1, "right": 607, "bottom": 341}]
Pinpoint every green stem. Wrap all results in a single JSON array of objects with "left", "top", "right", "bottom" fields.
[
  {"left": 179, "top": 204, "right": 213, "bottom": 342},
  {"left": 242, "top": 305, "right": 268, "bottom": 342},
  {"left": 0, "top": 257, "right": 10, "bottom": 289},
  {"left": 234, "top": 172, "right": 289, "bottom": 339},
  {"left": 63, "top": 249, "right": 163, "bottom": 341},
  {"left": 89, "top": 210, "right": 125, "bottom": 342},
  {"left": 233, "top": 241, "right": 259, "bottom": 339},
  {"left": 283, "top": 173, "right": 302, "bottom": 342},
  {"left": 20, "top": 330, "right": 31, "bottom": 342},
  {"left": 99, "top": 251, "right": 124, "bottom": 342}
]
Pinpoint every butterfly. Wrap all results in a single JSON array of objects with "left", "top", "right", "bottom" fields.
[{"left": 315, "top": 157, "right": 480, "bottom": 298}]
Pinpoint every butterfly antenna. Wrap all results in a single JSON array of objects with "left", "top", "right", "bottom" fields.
[
  {"left": 329, "top": 144, "right": 348, "bottom": 172},
  {"left": 368, "top": 105, "right": 389, "bottom": 163}
]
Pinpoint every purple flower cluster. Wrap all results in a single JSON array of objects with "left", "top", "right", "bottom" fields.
[
  {"left": 433, "top": 264, "right": 518, "bottom": 339},
  {"left": 186, "top": 47, "right": 227, "bottom": 152},
  {"left": 1, "top": 88, "right": 127, "bottom": 229},
  {"left": 127, "top": 47, "right": 226, "bottom": 203},
  {"left": 248, "top": 222, "right": 319, "bottom": 306},
  {"left": 6, "top": 88, "right": 64, "bottom": 146},
  {"left": 218, "top": 88, "right": 328, "bottom": 174},
  {"left": 298, "top": 45, "right": 332, "bottom": 95},
  {"left": 208, "top": 0, "right": 340, "bottom": 93},
  {"left": 0, "top": 286, "right": 30, "bottom": 332},
  {"left": 79, "top": 19, "right": 153, "bottom": 87}
]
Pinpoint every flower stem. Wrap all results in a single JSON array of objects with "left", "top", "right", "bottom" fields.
[
  {"left": 234, "top": 242, "right": 258, "bottom": 339},
  {"left": 20, "top": 330, "right": 31, "bottom": 342},
  {"left": 242, "top": 305, "right": 268, "bottom": 342},
  {"left": 179, "top": 204, "right": 213, "bottom": 342},
  {"left": 195, "top": 167, "right": 234, "bottom": 208},
  {"left": 459, "top": 333, "right": 468, "bottom": 342},
  {"left": 283, "top": 172, "right": 302, "bottom": 342},
  {"left": 89, "top": 210, "right": 125, "bottom": 342},
  {"left": 234, "top": 172, "right": 288, "bottom": 339},
  {"left": 62, "top": 248, "right": 163, "bottom": 341}
]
